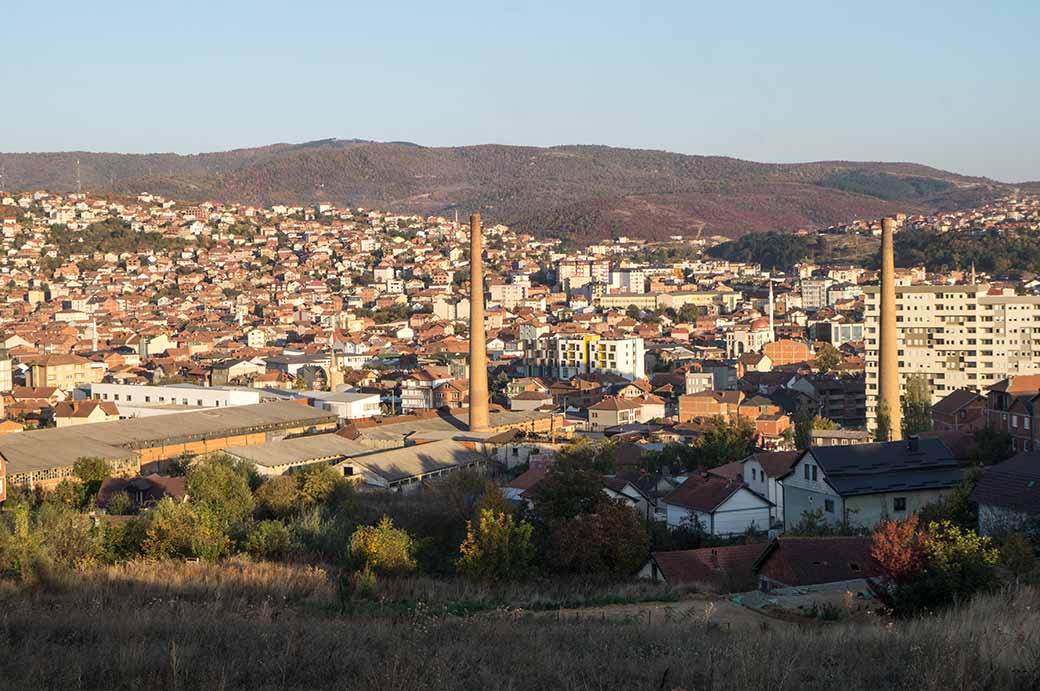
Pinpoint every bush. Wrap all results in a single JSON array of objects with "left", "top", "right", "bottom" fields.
[
  {"left": 349, "top": 516, "right": 416, "bottom": 574},
  {"left": 142, "top": 499, "right": 230, "bottom": 562},
  {"left": 870, "top": 516, "right": 999, "bottom": 615},
  {"left": 246, "top": 520, "right": 291, "bottom": 561},
  {"left": 457, "top": 509, "right": 534, "bottom": 582},
  {"left": 105, "top": 491, "right": 134, "bottom": 516}
]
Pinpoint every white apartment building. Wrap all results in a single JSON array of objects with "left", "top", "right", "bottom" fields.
[
  {"left": 524, "top": 334, "right": 646, "bottom": 381},
  {"left": 864, "top": 284, "right": 1040, "bottom": 430}
]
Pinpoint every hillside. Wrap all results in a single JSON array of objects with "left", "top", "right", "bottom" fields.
[{"left": 0, "top": 140, "right": 1012, "bottom": 241}]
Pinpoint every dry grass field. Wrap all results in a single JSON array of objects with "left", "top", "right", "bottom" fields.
[{"left": 1, "top": 560, "right": 1038, "bottom": 690}]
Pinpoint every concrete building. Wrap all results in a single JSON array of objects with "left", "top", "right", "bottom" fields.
[
  {"left": 295, "top": 391, "right": 382, "bottom": 420},
  {"left": 28, "top": 354, "right": 104, "bottom": 388},
  {"left": 87, "top": 382, "right": 263, "bottom": 412},
  {"left": 864, "top": 284, "right": 1040, "bottom": 432},
  {"left": 522, "top": 333, "right": 645, "bottom": 381}
]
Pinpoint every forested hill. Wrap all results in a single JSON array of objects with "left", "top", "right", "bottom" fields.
[{"left": 0, "top": 140, "right": 1012, "bottom": 242}]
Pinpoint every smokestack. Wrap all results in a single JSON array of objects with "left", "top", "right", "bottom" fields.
[
  {"left": 468, "top": 213, "right": 490, "bottom": 432},
  {"left": 879, "top": 216, "right": 902, "bottom": 441}
]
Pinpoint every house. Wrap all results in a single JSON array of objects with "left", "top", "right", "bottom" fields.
[
  {"left": 970, "top": 452, "right": 1040, "bottom": 537},
  {"left": 587, "top": 396, "right": 641, "bottom": 431},
  {"left": 740, "top": 451, "right": 799, "bottom": 527},
  {"left": 931, "top": 389, "right": 986, "bottom": 433},
  {"left": 783, "top": 437, "right": 963, "bottom": 531},
  {"left": 661, "top": 472, "right": 771, "bottom": 536},
  {"left": 677, "top": 390, "right": 744, "bottom": 423},
  {"left": 752, "top": 536, "right": 881, "bottom": 591},
  {"left": 604, "top": 476, "right": 655, "bottom": 521},
  {"left": 53, "top": 400, "right": 120, "bottom": 427},
  {"left": 638, "top": 543, "right": 766, "bottom": 592},
  {"left": 95, "top": 474, "right": 188, "bottom": 512}
]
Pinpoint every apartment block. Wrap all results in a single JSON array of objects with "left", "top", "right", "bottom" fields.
[{"left": 864, "top": 284, "right": 1040, "bottom": 431}]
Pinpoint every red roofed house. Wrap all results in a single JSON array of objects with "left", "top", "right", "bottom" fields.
[
  {"left": 53, "top": 400, "right": 120, "bottom": 428},
  {"left": 639, "top": 543, "right": 767, "bottom": 592},
  {"left": 661, "top": 472, "right": 771, "bottom": 536},
  {"left": 752, "top": 536, "right": 881, "bottom": 591}
]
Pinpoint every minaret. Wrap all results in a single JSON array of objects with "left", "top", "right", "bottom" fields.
[
  {"left": 91, "top": 319, "right": 98, "bottom": 352},
  {"left": 468, "top": 213, "right": 490, "bottom": 432},
  {"left": 767, "top": 276, "right": 775, "bottom": 342},
  {"left": 879, "top": 216, "right": 902, "bottom": 441}
]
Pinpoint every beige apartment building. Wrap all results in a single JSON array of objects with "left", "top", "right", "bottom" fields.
[
  {"left": 864, "top": 284, "right": 1040, "bottom": 431},
  {"left": 28, "top": 354, "right": 105, "bottom": 389}
]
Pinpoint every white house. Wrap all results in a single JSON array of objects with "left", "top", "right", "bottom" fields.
[
  {"left": 740, "top": 451, "right": 800, "bottom": 527},
  {"left": 969, "top": 452, "right": 1040, "bottom": 536},
  {"left": 783, "top": 437, "right": 962, "bottom": 531},
  {"left": 660, "top": 473, "right": 771, "bottom": 536}
]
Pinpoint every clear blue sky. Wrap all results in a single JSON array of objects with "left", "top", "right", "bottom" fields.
[{"left": 3, "top": 1, "right": 1038, "bottom": 181}]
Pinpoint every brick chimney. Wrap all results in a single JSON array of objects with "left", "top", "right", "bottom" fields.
[
  {"left": 879, "top": 216, "right": 902, "bottom": 440},
  {"left": 468, "top": 213, "right": 490, "bottom": 432}
]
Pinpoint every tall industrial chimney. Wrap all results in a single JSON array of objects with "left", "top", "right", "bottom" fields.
[
  {"left": 879, "top": 216, "right": 902, "bottom": 440},
  {"left": 468, "top": 213, "right": 490, "bottom": 432}
]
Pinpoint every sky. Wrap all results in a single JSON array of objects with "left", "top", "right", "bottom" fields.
[{"left": 2, "top": 1, "right": 1038, "bottom": 181}]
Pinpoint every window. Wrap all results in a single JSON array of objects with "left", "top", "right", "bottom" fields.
[
  {"left": 811, "top": 466, "right": 818, "bottom": 482},
  {"left": 824, "top": 499, "right": 834, "bottom": 513},
  {"left": 804, "top": 465, "right": 810, "bottom": 480},
  {"left": 751, "top": 468, "right": 757, "bottom": 481},
  {"left": 894, "top": 497, "right": 907, "bottom": 512}
]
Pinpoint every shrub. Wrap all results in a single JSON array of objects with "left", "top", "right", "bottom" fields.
[
  {"left": 142, "top": 499, "right": 230, "bottom": 562},
  {"left": 457, "top": 509, "right": 534, "bottom": 582},
  {"left": 870, "top": 516, "right": 998, "bottom": 615},
  {"left": 246, "top": 520, "right": 291, "bottom": 561},
  {"left": 349, "top": 516, "right": 416, "bottom": 574}
]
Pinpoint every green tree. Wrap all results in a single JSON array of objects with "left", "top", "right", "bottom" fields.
[
  {"left": 105, "top": 490, "right": 134, "bottom": 516},
  {"left": 794, "top": 414, "right": 837, "bottom": 451},
  {"left": 813, "top": 343, "right": 843, "bottom": 374},
  {"left": 349, "top": 516, "right": 417, "bottom": 573},
  {"left": 625, "top": 304, "right": 642, "bottom": 320},
  {"left": 971, "top": 427, "right": 1013, "bottom": 466},
  {"left": 902, "top": 374, "right": 932, "bottom": 437},
  {"left": 548, "top": 501, "right": 650, "bottom": 576},
  {"left": 456, "top": 509, "right": 535, "bottom": 582},
  {"left": 73, "top": 457, "right": 112, "bottom": 505},
  {"left": 187, "top": 457, "right": 255, "bottom": 531},
  {"left": 694, "top": 417, "right": 756, "bottom": 468},
  {"left": 875, "top": 400, "right": 892, "bottom": 442},
  {"left": 254, "top": 475, "right": 300, "bottom": 519},
  {"left": 245, "top": 520, "right": 291, "bottom": 561},
  {"left": 296, "top": 464, "right": 338, "bottom": 508}
]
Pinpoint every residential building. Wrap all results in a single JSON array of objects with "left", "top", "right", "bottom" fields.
[
  {"left": 661, "top": 472, "right": 771, "bottom": 536},
  {"left": 970, "top": 452, "right": 1040, "bottom": 536},
  {"left": 783, "top": 437, "right": 962, "bottom": 530}
]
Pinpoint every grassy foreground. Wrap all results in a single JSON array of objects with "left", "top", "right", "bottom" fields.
[{"left": 1, "top": 560, "right": 1038, "bottom": 690}]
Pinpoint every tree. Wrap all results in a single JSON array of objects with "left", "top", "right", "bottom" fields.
[
  {"left": 902, "top": 374, "right": 932, "bottom": 437},
  {"left": 813, "top": 343, "right": 843, "bottom": 375},
  {"left": 246, "top": 520, "right": 291, "bottom": 561},
  {"left": 870, "top": 516, "right": 998, "bottom": 615},
  {"left": 794, "top": 415, "right": 837, "bottom": 451},
  {"left": 296, "top": 464, "right": 338, "bottom": 508},
  {"left": 625, "top": 304, "right": 642, "bottom": 321},
  {"left": 999, "top": 532, "right": 1036, "bottom": 579},
  {"left": 73, "top": 457, "right": 112, "bottom": 506},
  {"left": 971, "top": 426, "right": 1013, "bottom": 466},
  {"left": 187, "top": 457, "right": 254, "bottom": 531},
  {"left": 254, "top": 475, "right": 300, "bottom": 519},
  {"left": 529, "top": 464, "right": 610, "bottom": 527},
  {"left": 548, "top": 501, "right": 650, "bottom": 576},
  {"left": 456, "top": 509, "right": 535, "bottom": 582},
  {"left": 875, "top": 400, "right": 892, "bottom": 442},
  {"left": 349, "top": 516, "right": 417, "bottom": 573},
  {"left": 694, "top": 417, "right": 756, "bottom": 468},
  {"left": 105, "top": 491, "right": 134, "bottom": 516}
]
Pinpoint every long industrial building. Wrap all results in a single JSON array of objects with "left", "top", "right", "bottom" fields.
[{"left": 0, "top": 400, "right": 338, "bottom": 490}]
